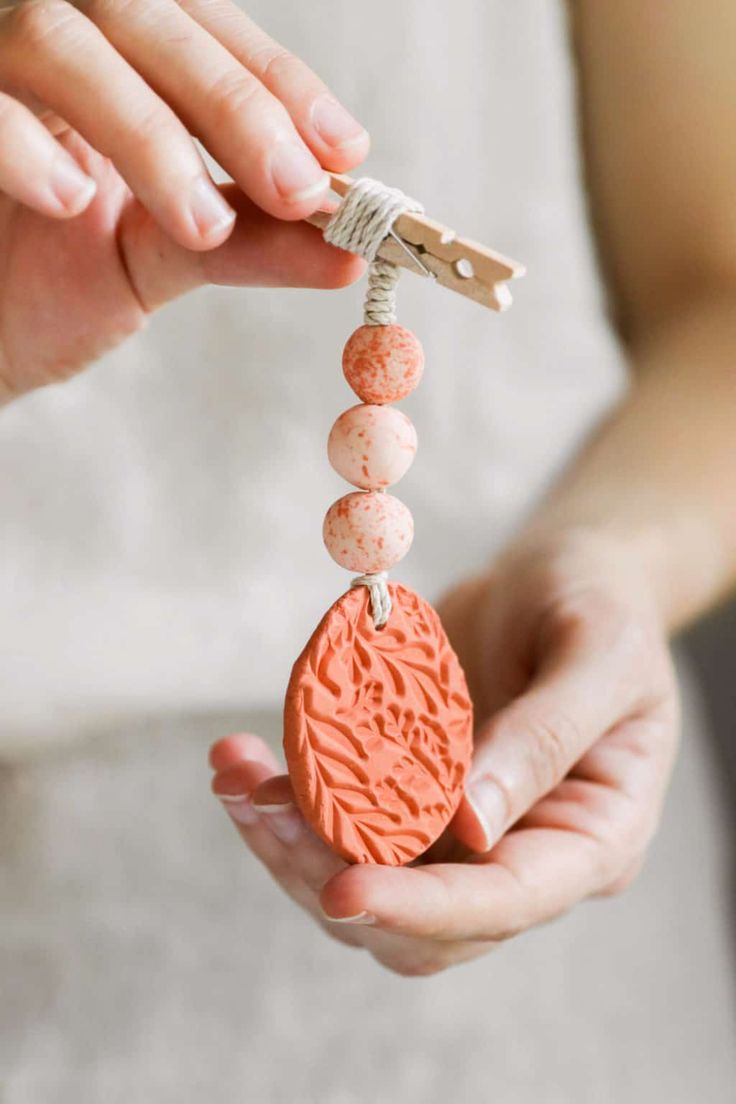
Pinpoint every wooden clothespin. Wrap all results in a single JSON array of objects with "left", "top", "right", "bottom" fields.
[{"left": 306, "top": 173, "right": 525, "bottom": 312}]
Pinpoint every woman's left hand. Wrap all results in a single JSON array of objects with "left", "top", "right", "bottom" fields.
[
  {"left": 209, "top": 528, "right": 680, "bottom": 976},
  {"left": 0, "top": 0, "right": 369, "bottom": 401}
]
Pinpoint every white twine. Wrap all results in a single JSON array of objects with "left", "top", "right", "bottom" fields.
[
  {"left": 323, "top": 177, "right": 423, "bottom": 326},
  {"left": 350, "top": 572, "right": 392, "bottom": 628}
]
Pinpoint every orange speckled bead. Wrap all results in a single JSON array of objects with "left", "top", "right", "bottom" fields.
[
  {"left": 323, "top": 491, "right": 414, "bottom": 574},
  {"left": 342, "top": 324, "right": 424, "bottom": 404},
  {"left": 327, "top": 404, "right": 417, "bottom": 490}
]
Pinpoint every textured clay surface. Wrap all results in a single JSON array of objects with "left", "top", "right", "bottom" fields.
[
  {"left": 283, "top": 583, "right": 474, "bottom": 865},
  {"left": 327, "top": 403, "right": 418, "bottom": 490},
  {"left": 342, "top": 324, "right": 424, "bottom": 404},
  {"left": 323, "top": 490, "right": 414, "bottom": 574}
]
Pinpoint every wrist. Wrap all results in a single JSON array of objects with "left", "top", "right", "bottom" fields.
[{"left": 510, "top": 494, "right": 726, "bottom": 634}]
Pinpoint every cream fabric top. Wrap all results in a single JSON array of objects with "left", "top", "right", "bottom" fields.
[{"left": 0, "top": 0, "right": 625, "bottom": 751}]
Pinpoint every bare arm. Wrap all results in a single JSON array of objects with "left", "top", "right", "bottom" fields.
[{"left": 546, "top": 0, "right": 736, "bottom": 630}]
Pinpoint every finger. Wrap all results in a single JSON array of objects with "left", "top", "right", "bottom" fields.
[
  {"left": 507, "top": 708, "right": 676, "bottom": 900},
  {"left": 436, "top": 571, "right": 530, "bottom": 719},
  {"left": 0, "top": 91, "right": 96, "bottom": 216},
  {"left": 208, "top": 732, "right": 280, "bottom": 772},
  {"left": 211, "top": 759, "right": 277, "bottom": 832},
  {"left": 532, "top": 708, "right": 678, "bottom": 851},
  {"left": 211, "top": 762, "right": 318, "bottom": 886},
  {"left": 117, "top": 185, "right": 364, "bottom": 311},
  {"left": 250, "top": 776, "right": 349, "bottom": 893},
  {"left": 251, "top": 774, "right": 293, "bottom": 807},
  {"left": 79, "top": 0, "right": 331, "bottom": 219},
  {"left": 367, "top": 937, "right": 492, "bottom": 978},
  {"left": 1, "top": 1, "right": 236, "bottom": 249},
  {"left": 211, "top": 760, "right": 312, "bottom": 906},
  {"left": 178, "top": 0, "right": 370, "bottom": 172},
  {"left": 213, "top": 761, "right": 357, "bottom": 939},
  {"left": 453, "top": 613, "right": 661, "bottom": 853}
]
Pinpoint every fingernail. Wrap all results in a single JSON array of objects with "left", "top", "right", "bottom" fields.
[
  {"left": 189, "top": 177, "right": 236, "bottom": 241},
  {"left": 254, "top": 801, "right": 305, "bottom": 845},
  {"left": 312, "top": 94, "right": 368, "bottom": 150},
  {"left": 216, "top": 792, "right": 258, "bottom": 826},
  {"left": 323, "top": 910, "right": 376, "bottom": 926},
  {"left": 464, "top": 776, "right": 509, "bottom": 851},
  {"left": 50, "top": 155, "right": 97, "bottom": 214},
  {"left": 270, "top": 142, "right": 329, "bottom": 204}
]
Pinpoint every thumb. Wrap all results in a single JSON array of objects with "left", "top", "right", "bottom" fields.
[
  {"left": 452, "top": 618, "right": 644, "bottom": 853},
  {"left": 208, "top": 731, "right": 281, "bottom": 773},
  {"left": 118, "top": 183, "right": 364, "bottom": 312}
]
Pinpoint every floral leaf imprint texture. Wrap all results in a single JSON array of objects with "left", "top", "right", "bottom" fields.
[{"left": 283, "top": 583, "right": 474, "bottom": 865}]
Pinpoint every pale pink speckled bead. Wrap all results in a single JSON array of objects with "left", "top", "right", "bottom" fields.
[
  {"left": 323, "top": 491, "right": 414, "bottom": 574},
  {"left": 342, "top": 324, "right": 424, "bottom": 404},
  {"left": 327, "top": 404, "right": 417, "bottom": 491}
]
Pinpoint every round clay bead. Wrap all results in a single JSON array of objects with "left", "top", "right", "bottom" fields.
[
  {"left": 327, "top": 404, "right": 418, "bottom": 490},
  {"left": 323, "top": 491, "right": 414, "bottom": 574},
  {"left": 342, "top": 324, "right": 424, "bottom": 404}
]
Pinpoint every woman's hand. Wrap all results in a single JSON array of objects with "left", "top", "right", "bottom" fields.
[
  {"left": 0, "top": 0, "right": 368, "bottom": 399},
  {"left": 209, "top": 528, "right": 679, "bottom": 976}
]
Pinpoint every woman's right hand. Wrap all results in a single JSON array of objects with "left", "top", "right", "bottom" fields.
[{"left": 0, "top": 0, "right": 369, "bottom": 400}]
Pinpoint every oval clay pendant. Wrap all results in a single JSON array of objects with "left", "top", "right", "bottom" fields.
[{"left": 283, "top": 582, "right": 473, "bottom": 866}]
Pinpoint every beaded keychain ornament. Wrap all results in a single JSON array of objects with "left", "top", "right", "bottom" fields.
[{"left": 283, "top": 175, "right": 524, "bottom": 866}]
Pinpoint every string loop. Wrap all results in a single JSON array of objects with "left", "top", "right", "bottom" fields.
[{"left": 350, "top": 572, "right": 392, "bottom": 628}]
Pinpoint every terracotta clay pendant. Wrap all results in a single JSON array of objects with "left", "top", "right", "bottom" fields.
[{"left": 284, "top": 582, "right": 473, "bottom": 865}]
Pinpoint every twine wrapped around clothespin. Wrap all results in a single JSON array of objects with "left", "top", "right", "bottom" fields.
[{"left": 307, "top": 172, "right": 525, "bottom": 312}]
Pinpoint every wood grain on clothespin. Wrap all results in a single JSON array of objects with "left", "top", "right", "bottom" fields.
[{"left": 306, "top": 173, "right": 525, "bottom": 312}]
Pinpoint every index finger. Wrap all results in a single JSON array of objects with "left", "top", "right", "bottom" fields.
[
  {"left": 179, "top": 0, "right": 370, "bottom": 172},
  {"left": 80, "top": 0, "right": 331, "bottom": 220}
]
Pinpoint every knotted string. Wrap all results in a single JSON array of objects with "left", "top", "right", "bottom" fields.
[{"left": 350, "top": 572, "right": 392, "bottom": 628}]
